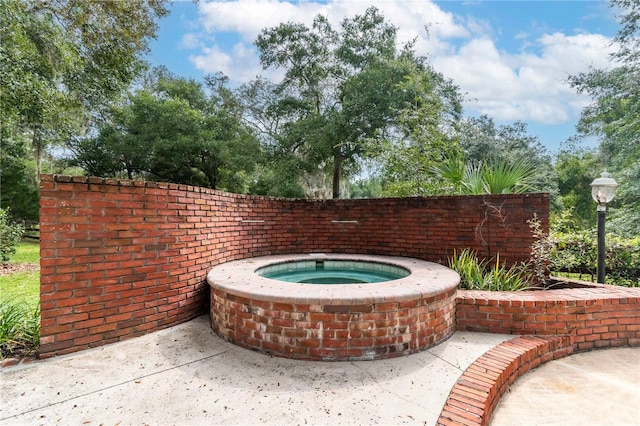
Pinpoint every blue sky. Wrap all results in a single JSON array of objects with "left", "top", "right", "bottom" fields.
[{"left": 147, "top": 0, "right": 619, "bottom": 154}]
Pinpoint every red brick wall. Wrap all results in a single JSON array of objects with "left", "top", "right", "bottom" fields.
[
  {"left": 456, "top": 285, "right": 640, "bottom": 350},
  {"left": 210, "top": 287, "right": 457, "bottom": 361},
  {"left": 39, "top": 175, "right": 549, "bottom": 358}
]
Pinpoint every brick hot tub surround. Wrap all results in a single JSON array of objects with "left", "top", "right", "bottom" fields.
[{"left": 208, "top": 254, "right": 459, "bottom": 360}]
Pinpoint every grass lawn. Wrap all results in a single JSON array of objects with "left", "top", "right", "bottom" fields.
[
  {"left": 552, "top": 271, "right": 596, "bottom": 282},
  {"left": 553, "top": 271, "right": 638, "bottom": 287},
  {"left": 8, "top": 239, "right": 39, "bottom": 263},
  {"left": 0, "top": 240, "right": 40, "bottom": 307},
  {"left": 1, "top": 240, "right": 40, "bottom": 358},
  {"left": 0, "top": 271, "right": 40, "bottom": 307}
]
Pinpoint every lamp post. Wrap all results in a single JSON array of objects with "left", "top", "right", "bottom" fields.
[{"left": 590, "top": 171, "right": 618, "bottom": 284}]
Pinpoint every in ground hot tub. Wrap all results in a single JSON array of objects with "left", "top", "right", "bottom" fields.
[
  {"left": 256, "top": 258, "right": 410, "bottom": 284},
  {"left": 207, "top": 254, "right": 460, "bottom": 361}
]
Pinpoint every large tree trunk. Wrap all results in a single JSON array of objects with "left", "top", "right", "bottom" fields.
[
  {"left": 332, "top": 155, "right": 343, "bottom": 199},
  {"left": 32, "top": 128, "right": 43, "bottom": 184}
]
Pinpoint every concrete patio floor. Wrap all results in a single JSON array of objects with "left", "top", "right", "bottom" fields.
[
  {"left": 490, "top": 345, "right": 640, "bottom": 426},
  {"left": 1, "top": 315, "right": 638, "bottom": 425}
]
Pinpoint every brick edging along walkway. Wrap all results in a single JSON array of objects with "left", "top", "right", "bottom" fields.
[
  {"left": 437, "top": 336, "right": 573, "bottom": 426},
  {"left": 456, "top": 285, "right": 640, "bottom": 351},
  {"left": 440, "top": 283, "right": 640, "bottom": 426}
]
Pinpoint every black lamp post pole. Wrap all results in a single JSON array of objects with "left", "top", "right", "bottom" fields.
[
  {"left": 591, "top": 171, "right": 617, "bottom": 284},
  {"left": 597, "top": 206, "right": 606, "bottom": 284}
]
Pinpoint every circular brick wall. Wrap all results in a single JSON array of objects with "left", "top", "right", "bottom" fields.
[
  {"left": 39, "top": 175, "right": 551, "bottom": 358},
  {"left": 207, "top": 254, "right": 460, "bottom": 361}
]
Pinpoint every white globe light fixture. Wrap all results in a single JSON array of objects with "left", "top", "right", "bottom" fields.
[
  {"left": 590, "top": 171, "right": 618, "bottom": 283},
  {"left": 591, "top": 171, "right": 618, "bottom": 209}
]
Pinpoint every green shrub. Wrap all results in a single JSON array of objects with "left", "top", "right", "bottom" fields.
[
  {"left": 448, "top": 249, "right": 534, "bottom": 291},
  {"left": 606, "top": 237, "right": 640, "bottom": 285},
  {"left": 0, "top": 208, "right": 25, "bottom": 262},
  {"left": 0, "top": 299, "right": 40, "bottom": 359},
  {"left": 550, "top": 231, "right": 639, "bottom": 286},
  {"left": 448, "top": 249, "right": 485, "bottom": 288}
]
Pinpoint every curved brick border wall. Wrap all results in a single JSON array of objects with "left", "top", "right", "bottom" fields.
[
  {"left": 456, "top": 285, "right": 640, "bottom": 350},
  {"left": 443, "top": 285, "right": 640, "bottom": 425},
  {"left": 438, "top": 336, "right": 574, "bottom": 426},
  {"left": 39, "top": 174, "right": 548, "bottom": 358}
]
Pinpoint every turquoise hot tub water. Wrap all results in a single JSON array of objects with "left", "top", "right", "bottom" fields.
[{"left": 256, "top": 259, "right": 410, "bottom": 284}]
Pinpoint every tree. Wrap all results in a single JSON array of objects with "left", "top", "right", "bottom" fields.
[
  {"left": 71, "top": 71, "right": 260, "bottom": 192},
  {"left": 554, "top": 147, "right": 600, "bottom": 230},
  {"left": 72, "top": 97, "right": 153, "bottom": 180},
  {"left": 431, "top": 154, "right": 539, "bottom": 195},
  {"left": 0, "top": 0, "right": 168, "bottom": 181},
  {"left": 384, "top": 114, "right": 555, "bottom": 197},
  {"left": 458, "top": 116, "right": 557, "bottom": 194},
  {"left": 254, "top": 7, "right": 461, "bottom": 198},
  {"left": 0, "top": 117, "right": 39, "bottom": 222},
  {"left": 232, "top": 77, "right": 310, "bottom": 197},
  {"left": 376, "top": 60, "right": 463, "bottom": 197},
  {"left": 349, "top": 178, "right": 383, "bottom": 199},
  {"left": 569, "top": 0, "right": 640, "bottom": 236}
]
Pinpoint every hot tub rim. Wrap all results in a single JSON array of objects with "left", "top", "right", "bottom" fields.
[{"left": 207, "top": 253, "right": 460, "bottom": 305}]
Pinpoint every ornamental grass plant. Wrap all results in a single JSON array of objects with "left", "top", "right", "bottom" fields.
[
  {"left": 448, "top": 249, "right": 535, "bottom": 291},
  {"left": 0, "top": 299, "right": 40, "bottom": 359},
  {"left": 1, "top": 239, "right": 40, "bottom": 359}
]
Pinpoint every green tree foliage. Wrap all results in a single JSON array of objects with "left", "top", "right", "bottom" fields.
[
  {"left": 247, "top": 164, "right": 307, "bottom": 198},
  {"left": 0, "top": 119, "right": 39, "bottom": 222},
  {"left": 0, "top": 0, "right": 168, "bottom": 180},
  {"left": 431, "top": 154, "right": 539, "bottom": 195},
  {"left": 389, "top": 114, "right": 554, "bottom": 197},
  {"left": 458, "top": 116, "right": 556, "bottom": 193},
  {"left": 349, "top": 178, "right": 383, "bottom": 199},
  {"left": 569, "top": 0, "right": 640, "bottom": 237},
  {"left": 0, "top": 208, "right": 24, "bottom": 262},
  {"left": 234, "top": 78, "right": 312, "bottom": 198},
  {"left": 71, "top": 70, "right": 260, "bottom": 192},
  {"left": 457, "top": 116, "right": 556, "bottom": 196},
  {"left": 553, "top": 148, "right": 600, "bottom": 229},
  {"left": 375, "top": 59, "right": 462, "bottom": 197},
  {"left": 253, "top": 7, "right": 462, "bottom": 198}
]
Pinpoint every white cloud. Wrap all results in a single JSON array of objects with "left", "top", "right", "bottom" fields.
[
  {"left": 197, "top": 0, "right": 467, "bottom": 44},
  {"left": 187, "top": 0, "right": 614, "bottom": 125},
  {"left": 463, "top": 15, "right": 493, "bottom": 38},
  {"left": 181, "top": 33, "right": 202, "bottom": 49},
  {"left": 190, "top": 45, "right": 231, "bottom": 73},
  {"left": 189, "top": 42, "right": 267, "bottom": 82},
  {"left": 198, "top": 0, "right": 320, "bottom": 42},
  {"left": 432, "top": 32, "right": 614, "bottom": 124},
  {"left": 190, "top": 0, "right": 468, "bottom": 82}
]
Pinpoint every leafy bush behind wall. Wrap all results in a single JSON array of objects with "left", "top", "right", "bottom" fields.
[{"left": 550, "top": 231, "right": 640, "bottom": 286}]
